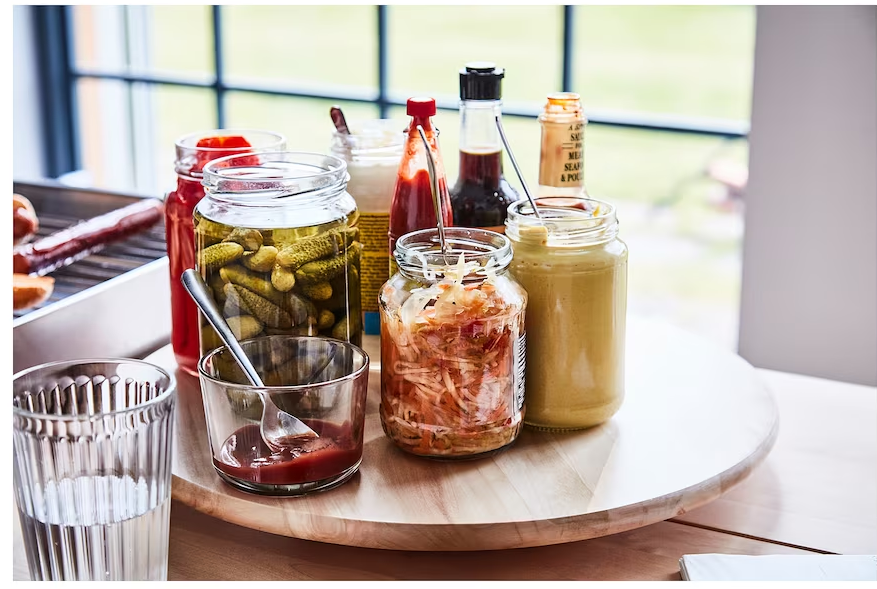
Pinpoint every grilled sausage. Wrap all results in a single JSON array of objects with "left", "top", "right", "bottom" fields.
[{"left": 13, "top": 198, "right": 164, "bottom": 275}]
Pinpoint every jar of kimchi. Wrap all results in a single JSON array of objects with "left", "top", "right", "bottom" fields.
[{"left": 379, "top": 227, "right": 527, "bottom": 459}]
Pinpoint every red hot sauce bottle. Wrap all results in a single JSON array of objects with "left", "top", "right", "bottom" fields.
[
  {"left": 165, "top": 130, "right": 285, "bottom": 376},
  {"left": 449, "top": 62, "right": 519, "bottom": 233},
  {"left": 388, "top": 97, "right": 453, "bottom": 272}
]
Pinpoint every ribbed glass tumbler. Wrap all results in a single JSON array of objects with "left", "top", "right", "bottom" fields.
[{"left": 12, "top": 359, "right": 176, "bottom": 581}]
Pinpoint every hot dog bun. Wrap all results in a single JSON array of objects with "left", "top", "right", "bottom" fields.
[
  {"left": 13, "top": 193, "right": 38, "bottom": 245},
  {"left": 13, "top": 273, "right": 54, "bottom": 310}
]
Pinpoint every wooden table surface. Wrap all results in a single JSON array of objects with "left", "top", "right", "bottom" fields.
[{"left": 12, "top": 336, "right": 877, "bottom": 581}]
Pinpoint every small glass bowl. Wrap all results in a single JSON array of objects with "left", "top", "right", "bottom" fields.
[{"left": 198, "top": 335, "right": 369, "bottom": 496}]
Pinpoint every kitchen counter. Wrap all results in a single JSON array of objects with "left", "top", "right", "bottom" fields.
[{"left": 11, "top": 337, "right": 876, "bottom": 580}]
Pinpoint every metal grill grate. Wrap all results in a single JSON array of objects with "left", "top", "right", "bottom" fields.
[{"left": 13, "top": 212, "right": 167, "bottom": 320}]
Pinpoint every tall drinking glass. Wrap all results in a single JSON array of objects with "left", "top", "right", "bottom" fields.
[{"left": 12, "top": 359, "right": 176, "bottom": 581}]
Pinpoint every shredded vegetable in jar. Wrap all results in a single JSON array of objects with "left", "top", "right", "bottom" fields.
[{"left": 379, "top": 228, "right": 527, "bottom": 459}]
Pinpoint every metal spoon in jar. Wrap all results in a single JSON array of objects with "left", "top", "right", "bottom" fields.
[
  {"left": 416, "top": 124, "right": 450, "bottom": 260},
  {"left": 181, "top": 269, "right": 319, "bottom": 449},
  {"left": 495, "top": 114, "right": 544, "bottom": 222}
]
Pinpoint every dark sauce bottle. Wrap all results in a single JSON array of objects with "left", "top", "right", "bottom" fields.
[{"left": 450, "top": 62, "right": 519, "bottom": 233}]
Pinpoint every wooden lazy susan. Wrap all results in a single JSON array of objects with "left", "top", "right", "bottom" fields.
[{"left": 146, "top": 316, "right": 778, "bottom": 551}]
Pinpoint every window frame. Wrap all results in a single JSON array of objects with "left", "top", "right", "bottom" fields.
[{"left": 33, "top": 4, "right": 750, "bottom": 179}]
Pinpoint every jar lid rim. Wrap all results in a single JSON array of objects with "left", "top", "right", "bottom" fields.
[
  {"left": 394, "top": 227, "right": 512, "bottom": 278},
  {"left": 174, "top": 128, "right": 286, "bottom": 150}
]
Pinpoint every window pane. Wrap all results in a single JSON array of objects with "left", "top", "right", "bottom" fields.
[
  {"left": 76, "top": 78, "right": 134, "bottom": 190},
  {"left": 76, "top": 79, "right": 216, "bottom": 195},
  {"left": 222, "top": 6, "right": 377, "bottom": 93},
  {"left": 224, "top": 93, "right": 379, "bottom": 154},
  {"left": 572, "top": 6, "right": 756, "bottom": 120},
  {"left": 72, "top": 5, "right": 127, "bottom": 73},
  {"left": 388, "top": 6, "right": 562, "bottom": 104},
  {"left": 149, "top": 6, "right": 214, "bottom": 78},
  {"left": 579, "top": 127, "right": 746, "bottom": 348},
  {"left": 151, "top": 86, "right": 218, "bottom": 193},
  {"left": 73, "top": 6, "right": 213, "bottom": 80}
]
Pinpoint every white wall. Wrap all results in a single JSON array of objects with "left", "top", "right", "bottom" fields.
[
  {"left": 13, "top": 5, "right": 46, "bottom": 180},
  {"left": 739, "top": 6, "right": 877, "bottom": 386}
]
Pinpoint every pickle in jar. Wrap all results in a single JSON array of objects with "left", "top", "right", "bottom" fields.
[{"left": 194, "top": 213, "right": 364, "bottom": 362}]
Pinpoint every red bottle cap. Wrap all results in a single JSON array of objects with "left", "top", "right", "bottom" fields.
[{"left": 407, "top": 97, "right": 436, "bottom": 118}]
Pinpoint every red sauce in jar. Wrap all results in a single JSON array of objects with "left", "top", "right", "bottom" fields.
[
  {"left": 213, "top": 420, "right": 362, "bottom": 485},
  {"left": 166, "top": 176, "right": 205, "bottom": 375},
  {"left": 166, "top": 135, "right": 259, "bottom": 375}
]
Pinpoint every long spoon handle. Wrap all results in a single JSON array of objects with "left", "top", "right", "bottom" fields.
[
  {"left": 181, "top": 269, "right": 265, "bottom": 388},
  {"left": 495, "top": 114, "right": 543, "bottom": 220},
  {"left": 416, "top": 124, "right": 449, "bottom": 256}
]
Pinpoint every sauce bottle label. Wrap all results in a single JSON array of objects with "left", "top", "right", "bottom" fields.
[
  {"left": 513, "top": 330, "right": 526, "bottom": 412},
  {"left": 357, "top": 212, "right": 390, "bottom": 314},
  {"left": 538, "top": 120, "right": 585, "bottom": 189}
]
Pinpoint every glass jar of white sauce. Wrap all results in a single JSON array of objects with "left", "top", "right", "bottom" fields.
[{"left": 331, "top": 120, "right": 405, "bottom": 335}]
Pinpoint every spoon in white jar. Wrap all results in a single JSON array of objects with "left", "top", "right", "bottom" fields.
[{"left": 181, "top": 269, "right": 318, "bottom": 449}]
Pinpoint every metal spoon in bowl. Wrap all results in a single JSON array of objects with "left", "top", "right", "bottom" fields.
[{"left": 181, "top": 269, "right": 318, "bottom": 449}]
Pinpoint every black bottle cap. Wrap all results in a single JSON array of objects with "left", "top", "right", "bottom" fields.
[{"left": 459, "top": 62, "right": 504, "bottom": 101}]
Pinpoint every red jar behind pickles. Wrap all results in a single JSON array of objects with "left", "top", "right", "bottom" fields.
[
  {"left": 166, "top": 130, "right": 285, "bottom": 375},
  {"left": 388, "top": 97, "right": 453, "bottom": 274},
  {"left": 379, "top": 227, "right": 527, "bottom": 459}
]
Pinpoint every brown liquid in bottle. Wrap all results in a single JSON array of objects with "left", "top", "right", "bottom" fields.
[{"left": 450, "top": 150, "right": 518, "bottom": 232}]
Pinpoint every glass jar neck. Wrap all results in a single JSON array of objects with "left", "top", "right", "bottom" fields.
[
  {"left": 174, "top": 129, "right": 286, "bottom": 179},
  {"left": 399, "top": 117, "right": 446, "bottom": 182},
  {"left": 538, "top": 92, "right": 585, "bottom": 124},
  {"left": 201, "top": 151, "right": 350, "bottom": 208},
  {"left": 330, "top": 121, "right": 405, "bottom": 165},
  {"left": 459, "top": 100, "right": 502, "bottom": 153},
  {"left": 506, "top": 197, "right": 618, "bottom": 247},
  {"left": 457, "top": 100, "right": 504, "bottom": 186},
  {"left": 395, "top": 227, "right": 512, "bottom": 281}
]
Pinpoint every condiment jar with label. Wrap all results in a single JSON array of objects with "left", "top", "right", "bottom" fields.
[
  {"left": 331, "top": 120, "right": 405, "bottom": 335},
  {"left": 166, "top": 130, "right": 285, "bottom": 375},
  {"left": 506, "top": 197, "right": 628, "bottom": 430},
  {"left": 538, "top": 93, "right": 587, "bottom": 198},
  {"left": 379, "top": 227, "right": 527, "bottom": 459},
  {"left": 195, "top": 152, "right": 363, "bottom": 359}
]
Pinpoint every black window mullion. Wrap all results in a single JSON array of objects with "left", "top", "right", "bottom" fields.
[
  {"left": 212, "top": 5, "right": 226, "bottom": 127},
  {"left": 377, "top": 5, "right": 389, "bottom": 118},
  {"left": 562, "top": 5, "right": 574, "bottom": 92},
  {"left": 33, "top": 5, "right": 80, "bottom": 177}
]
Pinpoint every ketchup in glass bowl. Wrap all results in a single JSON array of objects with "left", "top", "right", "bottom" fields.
[{"left": 198, "top": 335, "right": 369, "bottom": 496}]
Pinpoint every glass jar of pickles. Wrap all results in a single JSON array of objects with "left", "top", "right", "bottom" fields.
[
  {"left": 379, "top": 227, "right": 527, "bottom": 459},
  {"left": 195, "top": 152, "right": 363, "bottom": 357},
  {"left": 506, "top": 196, "right": 628, "bottom": 431}
]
